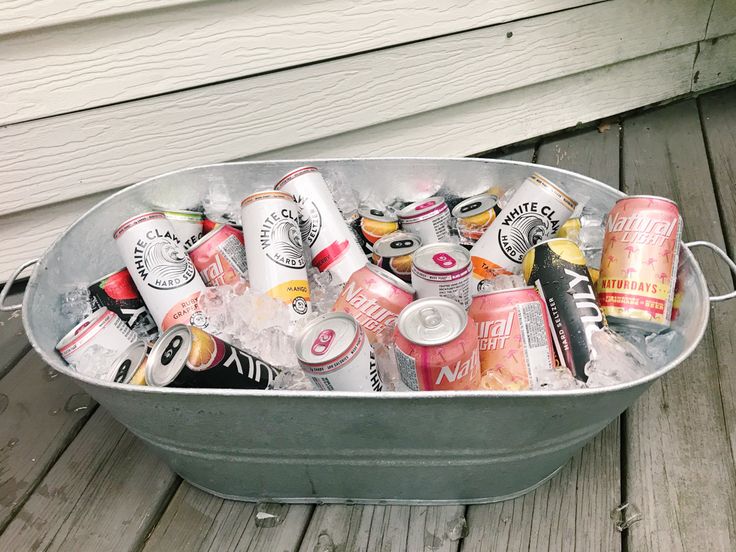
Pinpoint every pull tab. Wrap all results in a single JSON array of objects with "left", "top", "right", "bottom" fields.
[
  {"left": 415, "top": 200, "right": 436, "bottom": 211},
  {"left": 433, "top": 252, "right": 457, "bottom": 269},
  {"left": 311, "top": 329, "right": 335, "bottom": 356},
  {"left": 419, "top": 307, "right": 442, "bottom": 329}
]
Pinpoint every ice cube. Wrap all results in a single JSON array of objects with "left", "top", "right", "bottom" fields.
[
  {"left": 533, "top": 365, "right": 585, "bottom": 390},
  {"left": 585, "top": 328, "right": 653, "bottom": 387},
  {"left": 68, "top": 343, "right": 120, "bottom": 381},
  {"left": 644, "top": 330, "right": 679, "bottom": 365},
  {"left": 324, "top": 170, "right": 360, "bottom": 215},
  {"left": 60, "top": 287, "right": 93, "bottom": 324},
  {"left": 308, "top": 267, "right": 345, "bottom": 315},
  {"left": 203, "top": 175, "right": 241, "bottom": 225},
  {"left": 578, "top": 225, "right": 605, "bottom": 252}
]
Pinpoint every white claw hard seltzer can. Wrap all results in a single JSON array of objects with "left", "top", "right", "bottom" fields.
[
  {"left": 240, "top": 191, "right": 311, "bottom": 320},
  {"left": 114, "top": 211, "right": 209, "bottom": 331}
]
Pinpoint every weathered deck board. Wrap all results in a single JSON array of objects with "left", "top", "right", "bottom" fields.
[
  {"left": 622, "top": 100, "right": 736, "bottom": 551},
  {"left": 0, "top": 309, "right": 29, "bottom": 379}
]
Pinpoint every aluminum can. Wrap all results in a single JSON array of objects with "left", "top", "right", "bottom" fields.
[
  {"left": 371, "top": 231, "right": 421, "bottom": 282},
  {"left": 597, "top": 195, "right": 682, "bottom": 330},
  {"left": 146, "top": 325, "right": 278, "bottom": 389},
  {"left": 274, "top": 166, "right": 366, "bottom": 283},
  {"left": 358, "top": 207, "right": 399, "bottom": 253},
  {"left": 109, "top": 341, "right": 148, "bottom": 384},
  {"left": 522, "top": 238, "right": 605, "bottom": 381},
  {"left": 162, "top": 209, "right": 205, "bottom": 250},
  {"left": 557, "top": 218, "right": 582, "bottom": 239},
  {"left": 56, "top": 307, "right": 139, "bottom": 368},
  {"left": 468, "top": 287, "right": 555, "bottom": 391},
  {"left": 411, "top": 243, "right": 472, "bottom": 308},
  {"left": 451, "top": 194, "right": 499, "bottom": 243},
  {"left": 113, "top": 211, "right": 209, "bottom": 331},
  {"left": 397, "top": 197, "right": 451, "bottom": 244},
  {"left": 470, "top": 173, "right": 577, "bottom": 288},
  {"left": 188, "top": 224, "right": 248, "bottom": 287},
  {"left": 240, "top": 191, "right": 311, "bottom": 319},
  {"left": 393, "top": 297, "right": 481, "bottom": 391},
  {"left": 88, "top": 268, "right": 158, "bottom": 339},
  {"left": 332, "top": 264, "right": 414, "bottom": 344},
  {"left": 295, "top": 312, "right": 382, "bottom": 392}
]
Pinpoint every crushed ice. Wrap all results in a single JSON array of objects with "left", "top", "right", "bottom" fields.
[
  {"left": 68, "top": 344, "right": 120, "bottom": 381},
  {"left": 60, "top": 287, "right": 93, "bottom": 325}
]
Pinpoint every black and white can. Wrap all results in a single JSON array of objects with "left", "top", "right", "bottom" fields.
[
  {"left": 411, "top": 243, "right": 472, "bottom": 308},
  {"left": 397, "top": 197, "right": 451, "bottom": 244}
]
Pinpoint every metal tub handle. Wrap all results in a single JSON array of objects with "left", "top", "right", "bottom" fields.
[
  {"left": 0, "top": 259, "right": 38, "bottom": 312},
  {"left": 685, "top": 241, "right": 736, "bottom": 302}
]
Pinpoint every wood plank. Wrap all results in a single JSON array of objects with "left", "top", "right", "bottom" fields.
[
  {"left": 692, "top": 33, "right": 736, "bottom": 92},
  {"left": 0, "top": 410, "right": 178, "bottom": 552},
  {"left": 0, "top": 0, "right": 711, "bottom": 216},
  {"left": 622, "top": 100, "right": 736, "bottom": 551},
  {"left": 0, "top": 309, "right": 29, "bottom": 380},
  {"left": 705, "top": 0, "right": 736, "bottom": 39},
  {"left": 0, "top": 350, "right": 92, "bottom": 531},
  {"left": 0, "top": 0, "right": 594, "bottom": 125}
]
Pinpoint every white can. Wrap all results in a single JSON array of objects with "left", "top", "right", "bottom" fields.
[
  {"left": 113, "top": 211, "right": 209, "bottom": 331},
  {"left": 470, "top": 173, "right": 577, "bottom": 290},
  {"left": 274, "top": 167, "right": 366, "bottom": 284},
  {"left": 397, "top": 197, "right": 451, "bottom": 244},
  {"left": 240, "top": 191, "right": 311, "bottom": 319},
  {"left": 295, "top": 312, "right": 382, "bottom": 392},
  {"left": 411, "top": 243, "right": 472, "bottom": 308},
  {"left": 162, "top": 209, "right": 205, "bottom": 250}
]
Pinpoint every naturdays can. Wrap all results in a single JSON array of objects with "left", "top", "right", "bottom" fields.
[
  {"left": 411, "top": 243, "right": 472, "bottom": 308},
  {"left": 397, "top": 197, "right": 451, "bottom": 245},
  {"left": 189, "top": 222, "right": 248, "bottom": 287},
  {"left": 371, "top": 231, "right": 421, "bottom": 282}
]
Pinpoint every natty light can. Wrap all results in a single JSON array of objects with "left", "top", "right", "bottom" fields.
[
  {"left": 522, "top": 238, "right": 605, "bottom": 381},
  {"left": 295, "top": 312, "right": 382, "bottom": 392},
  {"left": 358, "top": 207, "right": 400, "bottom": 253},
  {"left": 371, "top": 231, "right": 422, "bottom": 282},
  {"left": 397, "top": 197, "right": 451, "bottom": 245},
  {"left": 393, "top": 298, "right": 481, "bottom": 391},
  {"left": 188, "top": 224, "right": 248, "bottom": 287},
  {"left": 333, "top": 263, "right": 414, "bottom": 344},
  {"left": 241, "top": 191, "right": 311, "bottom": 320},
  {"left": 146, "top": 325, "right": 278, "bottom": 389},
  {"left": 468, "top": 287, "right": 555, "bottom": 391},
  {"left": 597, "top": 195, "right": 682, "bottom": 330},
  {"left": 114, "top": 212, "right": 209, "bottom": 331},
  {"left": 451, "top": 194, "right": 499, "bottom": 244},
  {"left": 411, "top": 243, "right": 472, "bottom": 309},
  {"left": 275, "top": 167, "right": 366, "bottom": 283},
  {"left": 162, "top": 209, "right": 205, "bottom": 250}
]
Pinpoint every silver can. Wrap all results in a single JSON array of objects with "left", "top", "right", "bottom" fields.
[
  {"left": 397, "top": 197, "right": 451, "bottom": 244},
  {"left": 162, "top": 209, "right": 205, "bottom": 250},
  {"left": 109, "top": 341, "right": 148, "bottom": 384},
  {"left": 451, "top": 194, "right": 499, "bottom": 244},
  {"left": 275, "top": 167, "right": 366, "bottom": 284},
  {"left": 295, "top": 312, "right": 382, "bottom": 392},
  {"left": 113, "top": 211, "right": 209, "bottom": 331},
  {"left": 371, "top": 231, "right": 422, "bottom": 283},
  {"left": 240, "top": 191, "right": 311, "bottom": 320},
  {"left": 411, "top": 243, "right": 472, "bottom": 308}
]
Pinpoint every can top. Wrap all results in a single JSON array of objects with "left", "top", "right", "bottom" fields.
[
  {"left": 358, "top": 206, "right": 399, "bottom": 223},
  {"left": 295, "top": 312, "right": 362, "bottom": 367},
  {"left": 451, "top": 194, "right": 497, "bottom": 219},
  {"left": 397, "top": 297, "right": 467, "bottom": 346},
  {"left": 397, "top": 197, "right": 448, "bottom": 220},
  {"left": 240, "top": 189, "right": 295, "bottom": 208},
  {"left": 56, "top": 307, "right": 111, "bottom": 354},
  {"left": 188, "top": 222, "right": 242, "bottom": 253},
  {"left": 372, "top": 231, "right": 422, "bottom": 258},
  {"left": 274, "top": 166, "right": 320, "bottom": 190},
  {"left": 615, "top": 194, "right": 678, "bottom": 207},
  {"left": 110, "top": 340, "right": 147, "bottom": 384},
  {"left": 161, "top": 209, "right": 205, "bottom": 222},
  {"left": 412, "top": 242, "right": 471, "bottom": 275},
  {"left": 529, "top": 173, "right": 577, "bottom": 210},
  {"left": 145, "top": 325, "right": 192, "bottom": 387},
  {"left": 113, "top": 211, "right": 166, "bottom": 240},
  {"left": 363, "top": 263, "right": 415, "bottom": 295}
]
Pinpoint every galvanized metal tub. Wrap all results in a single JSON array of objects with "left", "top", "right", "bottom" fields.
[{"left": 6, "top": 158, "right": 736, "bottom": 504}]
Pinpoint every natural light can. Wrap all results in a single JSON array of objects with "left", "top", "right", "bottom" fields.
[
  {"left": 468, "top": 287, "right": 555, "bottom": 391},
  {"left": 451, "top": 194, "right": 499, "bottom": 243},
  {"left": 393, "top": 298, "right": 481, "bottom": 391},
  {"left": 241, "top": 191, "right": 311, "bottom": 320},
  {"left": 397, "top": 197, "right": 451, "bottom": 244},
  {"left": 114, "top": 211, "right": 209, "bottom": 331},
  {"left": 275, "top": 166, "right": 366, "bottom": 283},
  {"left": 371, "top": 231, "right": 421, "bottom": 282},
  {"left": 188, "top": 224, "right": 248, "bottom": 287},
  {"left": 295, "top": 312, "right": 382, "bottom": 392},
  {"left": 597, "top": 196, "right": 682, "bottom": 330},
  {"left": 411, "top": 243, "right": 472, "bottom": 308},
  {"left": 162, "top": 209, "right": 205, "bottom": 250},
  {"left": 358, "top": 207, "right": 400, "bottom": 253}
]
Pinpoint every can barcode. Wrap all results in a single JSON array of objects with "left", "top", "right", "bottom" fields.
[
  {"left": 394, "top": 347, "right": 419, "bottom": 391},
  {"left": 218, "top": 234, "right": 248, "bottom": 275},
  {"left": 517, "top": 301, "right": 553, "bottom": 374}
]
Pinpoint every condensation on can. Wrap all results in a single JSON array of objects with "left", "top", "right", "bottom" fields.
[
  {"left": 397, "top": 197, "right": 451, "bottom": 245},
  {"left": 411, "top": 243, "right": 472, "bottom": 308}
]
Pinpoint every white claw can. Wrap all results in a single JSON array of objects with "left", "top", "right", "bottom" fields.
[
  {"left": 274, "top": 167, "right": 366, "bottom": 284},
  {"left": 162, "top": 209, "right": 205, "bottom": 250},
  {"left": 397, "top": 197, "right": 451, "bottom": 244},
  {"left": 241, "top": 191, "right": 311, "bottom": 319},
  {"left": 114, "top": 211, "right": 209, "bottom": 331},
  {"left": 295, "top": 312, "right": 382, "bottom": 392},
  {"left": 411, "top": 243, "right": 472, "bottom": 308}
]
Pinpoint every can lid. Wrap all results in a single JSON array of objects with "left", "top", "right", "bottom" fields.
[
  {"left": 162, "top": 209, "right": 205, "bottom": 221},
  {"left": 357, "top": 206, "right": 399, "bottom": 223},
  {"left": 363, "top": 263, "right": 415, "bottom": 295},
  {"left": 56, "top": 307, "right": 111, "bottom": 354},
  {"left": 372, "top": 231, "right": 422, "bottom": 258},
  {"left": 397, "top": 298, "right": 467, "bottom": 346},
  {"left": 145, "top": 325, "right": 192, "bottom": 387},
  {"left": 616, "top": 194, "right": 678, "bottom": 207},
  {"left": 274, "top": 166, "right": 320, "bottom": 190},
  {"left": 397, "top": 197, "right": 448, "bottom": 220},
  {"left": 240, "top": 189, "right": 295, "bottom": 208},
  {"left": 295, "top": 312, "right": 361, "bottom": 366},
  {"left": 451, "top": 194, "right": 497, "bottom": 219},
  {"left": 412, "top": 243, "right": 471, "bottom": 275},
  {"left": 113, "top": 211, "right": 166, "bottom": 240},
  {"left": 109, "top": 341, "right": 146, "bottom": 384}
]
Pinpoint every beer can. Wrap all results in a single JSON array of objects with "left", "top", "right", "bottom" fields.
[
  {"left": 597, "top": 195, "right": 682, "bottom": 330},
  {"left": 468, "top": 287, "right": 555, "bottom": 391},
  {"left": 371, "top": 231, "right": 421, "bottom": 282},
  {"left": 557, "top": 217, "right": 582, "bottom": 239},
  {"left": 162, "top": 209, "right": 205, "bottom": 250},
  {"left": 470, "top": 173, "right": 577, "bottom": 288},
  {"left": 393, "top": 297, "right": 481, "bottom": 391},
  {"left": 113, "top": 211, "right": 209, "bottom": 331},
  {"left": 240, "top": 191, "right": 311, "bottom": 319},
  {"left": 397, "top": 197, "right": 451, "bottom": 244},
  {"left": 358, "top": 207, "right": 400, "bottom": 253},
  {"left": 274, "top": 166, "right": 366, "bottom": 283},
  {"left": 88, "top": 268, "right": 158, "bottom": 340},
  {"left": 110, "top": 341, "right": 148, "bottom": 384},
  {"left": 451, "top": 194, "right": 499, "bottom": 243},
  {"left": 295, "top": 312, "right": 382, "bottom": 392},
  {"left": 411, "top": 243, "right": 472, "bottom": 309},
  {"left": 188, "top": 224, "right": 248, "bottom": 287},
  {"left": 333, "top": 263, "right": 415, "bottom": 344},
  {"left": 56, "top": 307, "right": 140, "bottom": 369},
  {"left": 146, "top": 325, "right": 278, "bottom": 389},
  {"left": 522, "top": 238, "right": 605, "bottom": 381}
]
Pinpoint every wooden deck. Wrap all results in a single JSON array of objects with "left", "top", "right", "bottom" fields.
[{"left": 2, "top": 87, "right": 736, "bottom": 551}]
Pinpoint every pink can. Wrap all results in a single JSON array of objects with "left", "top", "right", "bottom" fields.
[{"left": 188, "top": 224, "right": 248, "bottom": 287}]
